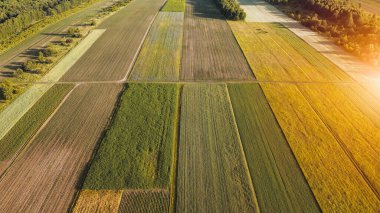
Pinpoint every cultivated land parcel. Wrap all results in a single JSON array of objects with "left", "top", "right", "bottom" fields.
[{"left": 0, "top": 0, "right": 380, "bottom": 211}]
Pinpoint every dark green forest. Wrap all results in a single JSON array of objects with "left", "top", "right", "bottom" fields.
[
  {"left": 266, "top": 0, "right": 380, "bottom": 64},
  {"left": 0, "top": 0, "right": 93, "bottom": 45}
]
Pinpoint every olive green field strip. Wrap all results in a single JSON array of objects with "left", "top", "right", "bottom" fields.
[
  {"left": 0, "top": 29, "right": 105, "bottom": 142},
  {"left": 261, "top": 83, "right": 380, "bottom": 212},
  {"left": 180, "top": 0, "right": 254, "bottom": 80},
  {"left": 228, "top": 83, "right": 320, "bottom": 212},
  {"left": 0, "top": 0, "right": 115, "bottom": 69},
  {"left": 161, "top": 0, "right": 186, "bottom": 12},
  {"left": 61, "top": 0, "right": 166, "bottom": 82},
  {"left": 83, "top": 84, "right": 179, "bottom": 189},
  {"left": 0, "top": 84, "right": 122, "bottom": 212},
  {"left": 118, "top": 189, "right": 170, "bottom": 213},
  {"left": 0, "top": 84, "right": 73, "bottom": 163},
  {"left": 298, "top": 84, "right": 380, "bottom": 196},
  {"left": 229, "top": 22, "right": 351, "bottom": 82},
  {"left": 129, "top": 12, "right": 184, "bottom": 81},
  {"left": 176, "top": 84, "right": 259, "bottom": 212},
  {"left": 73, "top": 190, "right": 123, "bottom": 213}
]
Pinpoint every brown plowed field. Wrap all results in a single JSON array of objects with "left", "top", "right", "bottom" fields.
[
  {"left": 0, "top": 84, "right": 121, "bottom": 213},
  {"left": 180, "top": 0, "right": 254, "bottom": 80},
  {"left": 60, "top": 0, "right": 165, "bottom": 82}
]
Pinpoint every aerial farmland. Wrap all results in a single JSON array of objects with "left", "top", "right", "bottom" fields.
[{"left": 0, "top": 0, "right": 379, "bottom": 212}]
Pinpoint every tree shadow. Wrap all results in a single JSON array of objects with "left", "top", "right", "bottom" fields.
[{"left": 3, "top": 61, "right": 23, "bottom": 70}]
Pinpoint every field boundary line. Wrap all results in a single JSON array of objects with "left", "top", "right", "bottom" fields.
[
  {"left": 224, "top": 84, "right": 261, "bottom": 212},
  {"left": 120, "top": 1, "right": 167, "bottom": 82},
  {"left": 0, "top": 84, "right": 78, "bottom": 182},
  {"left": 169, "top": 84, "right": 182, "bottom": 213},
  {"left": 297, "top": 85, "right": 380, "bottom": 200},
  {"left": 15, "top": 79, "right": 371, "bottom": 85}
]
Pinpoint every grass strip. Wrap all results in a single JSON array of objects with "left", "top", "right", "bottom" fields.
[
  {"left": 0, "top": 84, "right": 73, "bottom": 161},
  {"left": 83, "top": 83, "right": 179, "bottom": 189}
]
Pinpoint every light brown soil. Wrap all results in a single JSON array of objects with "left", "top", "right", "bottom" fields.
[
  {"left": 180, "top": 0, "right": 255, "bottom": 80},
  {"left": 0, "top": 84, "right": 122, "bottom": 213}
]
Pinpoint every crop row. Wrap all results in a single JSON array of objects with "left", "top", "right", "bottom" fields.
[
  {"left": 0, "top": 84, "right": 73, "bottom": 162},
  {"left": 72, "top": 82, "right": 380, "bottom": 212}
]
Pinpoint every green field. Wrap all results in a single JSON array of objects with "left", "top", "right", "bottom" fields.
[
  {"left": 228, "top": 83, "right": 320, "bottom": 212},
  {"left": 161, "top": 0, "right": 186, "bottom": 12},
  {"left": 0, "top": 84, "right": 73, "bottom": 161},
  {"left": 118, "top": 190, "right": 169, "bottom": 213},
  {"left": 228, "top": 22, "right": 351, "bottom": 82},
  {"left": 83, "top": 83, "right": 179, "bottom": 189},
  {"left": 176, "top": 84, "right": 259, "bottom": 213},
  {"left": 129, "top": 12, "right": 183, "bottom": 81}
]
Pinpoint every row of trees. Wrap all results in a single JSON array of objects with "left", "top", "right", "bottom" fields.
[
  {"left": 267, "top": 0, "right": 380, "bottom": 64},
  {"left": 214, "top": 0, "right": 246, "bottom": 20},
  {"left": 0, "top": 0, "right": 92, "bottom": 45}
]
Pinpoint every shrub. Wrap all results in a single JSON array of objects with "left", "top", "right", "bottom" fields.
[
  {"left": 67, "top": 27, "right": 82, "bottom": 38},
  {"left": 214, "top": 0, "right": 246, "bottom": 20},
  {"left": 0, "top": 81, "right": 20, "bottom": 101},
  {"left": 43, "top": 43, "right": 58, "bottom": 57},
  {"left": 89, "top": 20, "right": 96, "bottom": 26},
  {"left": 38, "top": 51, "right": 45, "bottom": 63},
  {"left": 22, "top": 60, "right": 41, "bottom": 73},
  {"left": 13, "top": 68, "right": 24, "bottom": 78}
]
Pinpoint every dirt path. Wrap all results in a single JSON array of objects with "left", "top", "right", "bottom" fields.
[{"left": 239, "top": 0, "right": 380, "bottom": 99}]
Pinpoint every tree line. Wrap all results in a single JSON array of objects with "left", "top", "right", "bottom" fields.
[
  {"left": 266, "top": 0, "right": 380, "bottom": 64},
  {"left": 0, "top": 0, "right": 93, "bottom": 45}
]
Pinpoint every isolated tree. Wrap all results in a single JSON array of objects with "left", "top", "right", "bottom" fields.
[{"left": 38, "top": 51, "right": 45, "bottom": 63}]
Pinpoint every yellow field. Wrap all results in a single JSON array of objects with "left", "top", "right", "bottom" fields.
[
  {"left": 72, "top": 190, "right": 123, "bottom": 213},
  {"left": 261, "top": 83, "right": 380, "bottom": 212},
  {"left": 299, "top": 84, "right": 380, "bottom": 195},
  {"left": 228, "top": 22, "right": 350, "bottom": 82}
]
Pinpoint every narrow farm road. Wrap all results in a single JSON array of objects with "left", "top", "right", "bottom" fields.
[{"left": 238, "top": 0, "right": 380, "bottom": 99}]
